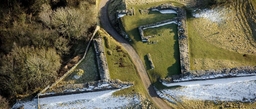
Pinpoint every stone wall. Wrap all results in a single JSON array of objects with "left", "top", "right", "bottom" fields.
[
  {"left": 137, "top": 4, "right": 190, "bottom": 76},
  {"left": 150, "top": 3, "right": 178, "bottom": 11},
  {"left": 176, "top": 8, "right": 190, "bottom": 75},
  {"left": 162, "top": 66, "right": 256, "bottom": 83},
  {"left": 39, "top": 79, "right": 133, "bottom": 97},
  {"left": 94, "top": 38, "right": 110, "bottom": 80},
  {"left": 125, "top": 0, "right": 210, "bottom": 8}
]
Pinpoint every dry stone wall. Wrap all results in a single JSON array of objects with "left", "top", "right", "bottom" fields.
[
  {"left": 176, "top": 7, "right": 190, "bottom": 74},
  {"left": 150, "top": 3, "right": 178, "bottom": 11},
  {"left": 94, "top": 38, "right": 110, "bottom": 80},
  {"left": 39, "top": 79, "right": 133, "bottom": 97},
  {"left": 125, "top": 0, "right": 211, "bottom": 8},
  {"left": 138, "top": 19, "right": 178, "bottom": 42},
  {"left": 162, "top": 66, "right": 256, "bottom": 83}
]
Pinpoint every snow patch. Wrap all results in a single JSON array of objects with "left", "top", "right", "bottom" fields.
[
  {"left": 159, "top": 80, "right": 256, "bottom": 102},
  {"left": 73, "top": 75, "right": 81, "bottom": 79},
  {"left": 193, "top": 8, "right": 227, "bottom": 23},
  {"left": 118, "top": 14, "right": 126, "bottom": 18},
  {"left": 159, "top": 9, "right": 177, "bottom": 14}
]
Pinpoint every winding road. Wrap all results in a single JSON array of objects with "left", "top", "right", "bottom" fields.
[{"left": 99, "top": 0, "right": 172, "bottom": 109}]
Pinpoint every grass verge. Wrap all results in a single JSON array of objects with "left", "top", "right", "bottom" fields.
[{"left": 97, "top": 29, "right": 148, "bottom": 97}]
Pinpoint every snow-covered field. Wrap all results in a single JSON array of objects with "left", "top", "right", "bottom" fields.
[
  {"left": 159, "top": 80, "right": 256, "bottom": 102},
  {"left": 12, "top": 89, "right": 141, "bottom": 109}
]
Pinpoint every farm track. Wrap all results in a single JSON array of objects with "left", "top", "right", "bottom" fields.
[
  {"left": 99, "top": 0, "right": 172, "bottom": 109},
  {"left": 234, "top": 0, "right": 256, "bottom": 48}
]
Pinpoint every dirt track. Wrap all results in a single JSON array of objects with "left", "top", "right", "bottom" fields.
[{"left": 99, "top": 0, "right": 172, "bottom": 109}]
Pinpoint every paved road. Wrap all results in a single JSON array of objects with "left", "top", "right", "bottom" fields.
[{"left": 99, "top": 0, "right": 172, "bottom": 109}]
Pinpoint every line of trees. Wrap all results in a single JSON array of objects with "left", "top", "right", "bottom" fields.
[{"left": 0, "top": 0, "right": 97, "bottom": 106}]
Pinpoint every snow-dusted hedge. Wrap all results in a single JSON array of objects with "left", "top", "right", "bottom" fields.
[{"left": 40, "top": 79, "right": 133, "bottom": 97}]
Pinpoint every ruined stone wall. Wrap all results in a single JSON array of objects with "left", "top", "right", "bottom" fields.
[
  {"left": 125, "top": 0, "right": 213, "bottom": 8},
  {"left": 162, "top": 66, "right": 256, "bottom": 83},
  {"left": 177, "top": 8, "right": 190, "bottom": 75},
  {"left": 137, "top": 5, "right": 190, "bottom": 75},
  {"left": 94, "top": 38, "right": 110, "bottom": 80},
  {"left": 138, "top": 19, "right": 178, "bottom": 42},
  {"left": 174, "top": 66, "right": 256, "bottom": 82},
  {"left": 39, "top": 79, "right": 133, "bottom": 97},
  {"left": 125, "top": 0, "right": 193, "bottom": 6}
]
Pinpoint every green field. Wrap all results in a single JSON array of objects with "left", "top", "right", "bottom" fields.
[{"left": 63, "top": 46, "right": 100, "bottom": 83}]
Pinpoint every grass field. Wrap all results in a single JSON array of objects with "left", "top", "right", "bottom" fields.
[
  {"left": 63, "top": 46, "right": 100, "bottom": 83},
  {"left": 97, "top": 29, "right": 149, "bottom": 97},
  {"left": 187, "top": 0, "right": 256, "bottom": 70},
  {"left": 167, "top": 98, "right": 256, "bottom": 109},
  {"left": 121, "top": 2, "right": 181, "bottom": 82}
]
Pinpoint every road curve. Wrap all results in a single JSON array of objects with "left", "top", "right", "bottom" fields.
[{"left": 99, "top": 0, "right": 172, "bottom": 109}]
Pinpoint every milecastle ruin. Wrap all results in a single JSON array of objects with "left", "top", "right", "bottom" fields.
[{"left": 114, "top": 2, "right": 256, "bottom": 85}]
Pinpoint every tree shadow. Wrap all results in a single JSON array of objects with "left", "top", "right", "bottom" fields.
[
  {"left": 167, "top": 25, "right": 181, "bottom": 76},
  {"left": 144, "top": 55, "right": 152, "bottom": 70}
]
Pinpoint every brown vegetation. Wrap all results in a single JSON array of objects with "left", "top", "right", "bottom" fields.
[
  {"left": 0, "top": 0, "right": 97, "bottom": 105},
  {"left": 0, "top": 96, "right": 9, "bottom": 109}
]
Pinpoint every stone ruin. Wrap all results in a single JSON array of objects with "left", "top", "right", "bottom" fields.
[
  {"left": 137, "top": 5, "right": 190, "bottom": 76},
  {"left": 138, "top": 19, "right": 178, "bottom": 42},
  {"left": 150, "top": 3, "right": 178, "bottom": 12}
]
